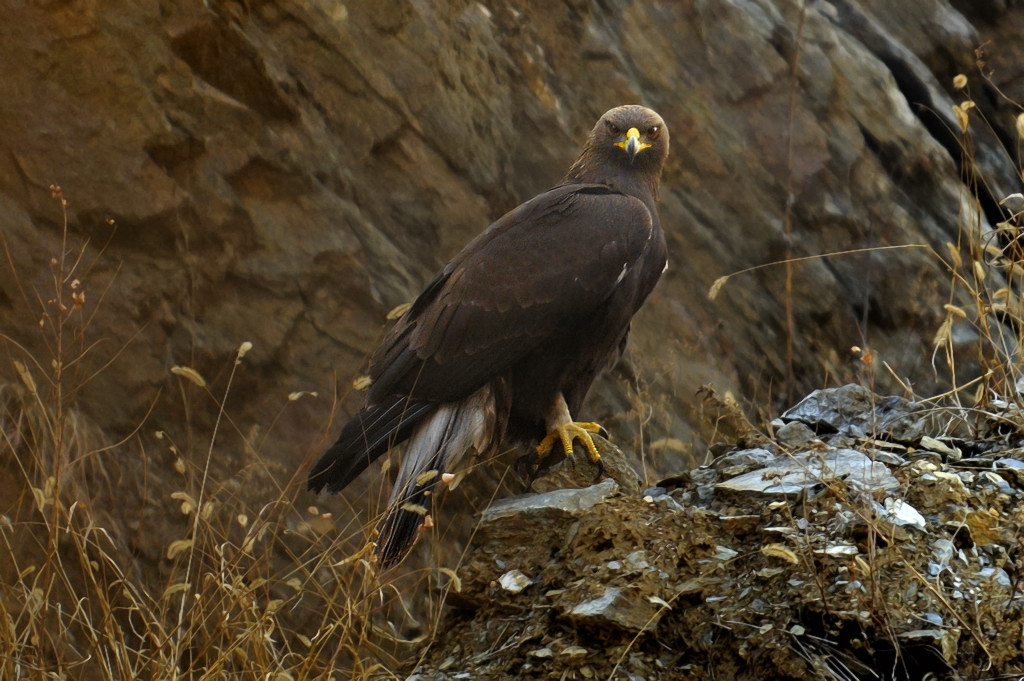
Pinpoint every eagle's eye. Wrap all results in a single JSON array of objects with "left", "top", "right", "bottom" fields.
[
  {"left": 647, "top": 125, "right": 661, "bottom": 139},
  {"left": 605, "top": 120, "right": 621, "bottom": 135}
]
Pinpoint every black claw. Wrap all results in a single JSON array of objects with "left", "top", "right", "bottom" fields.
[
  {"left": 592, "top": 456, "right": 605, "bottom": 483},
  {"left": 513, "top": 452, "right": 534, "bottom": 483},
  {"left": 596, "top": 424, "right": 609, "bottom": 439},
  {"left": 514, "top": 450, "right": 545, "bottom": 485}
]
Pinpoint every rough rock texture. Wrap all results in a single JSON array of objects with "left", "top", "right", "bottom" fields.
[
  {"left": 411, "top": 384, "right": 1024, "bottom": 680},
  {"left": 3, "top": 0, "right": 1024, "bottom": 606}
]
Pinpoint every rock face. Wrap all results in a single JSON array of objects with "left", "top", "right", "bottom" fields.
[{"left": 1, "top": 1, "right": 1023, "bottom": 524}]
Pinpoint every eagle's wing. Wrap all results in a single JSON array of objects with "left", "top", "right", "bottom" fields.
[{"left": 368, "top": 184, "right": 657, "bottom": 404}]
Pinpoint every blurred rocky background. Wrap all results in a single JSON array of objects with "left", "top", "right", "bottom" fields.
[{"left": 2, "top": 0, "right": 1024, "bottom": 547}]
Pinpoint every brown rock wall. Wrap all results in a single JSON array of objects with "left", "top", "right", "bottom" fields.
[{"left": 0, "top": 0, "right": 1021, "bottom": 483}]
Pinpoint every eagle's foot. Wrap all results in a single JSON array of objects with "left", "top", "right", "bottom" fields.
[{"left": 536, "top": 421, "right": 606, "bottom": 481}]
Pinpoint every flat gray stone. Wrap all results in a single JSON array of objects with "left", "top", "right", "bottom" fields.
[
  {"left": 716, "top": 449, "right": 899, "bottom": 495},
  {"left": 481, "top": 479, "right": 620, "bottom": 522}
]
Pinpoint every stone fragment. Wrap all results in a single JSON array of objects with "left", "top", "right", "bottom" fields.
[
  {"left": 566, "top": 587, "right": 664, "bottom": 632},
  {"left": 872, "top": 498, "right": 926, "bottom": 531},
  {"left": 498, "top": 569, "right": 532, "bottom": 594},
  {"left": 716, "top": 449, "right": 899, "bottom": 495},
  {"left": 481, "top": 479, "right": 619, "bottom": 523},
  {"left": 774, "top": 421, "right": 818, "bottom": 448},
  {"left": 781, "top": 384, "right": 929, "bottom": 442}
]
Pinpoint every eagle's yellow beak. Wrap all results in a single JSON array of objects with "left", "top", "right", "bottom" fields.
[{"left": 615, "top": 127, "right": 652, "bottom": 162}]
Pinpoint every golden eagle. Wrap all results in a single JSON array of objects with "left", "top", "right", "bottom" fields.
[{"left": 309, "top": 105, "right": 669, "bottom": 568}]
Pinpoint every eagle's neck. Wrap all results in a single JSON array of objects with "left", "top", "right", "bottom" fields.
[{"left": 564, "top": 144, "right": 662, "bottom": 203}]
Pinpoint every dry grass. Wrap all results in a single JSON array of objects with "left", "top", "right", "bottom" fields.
[
  {"left": 0, "top": 188, "right": 440, "bottom": 680},
  {"left": 928, "top": 69, "right": 1024, "bottom": 406}
]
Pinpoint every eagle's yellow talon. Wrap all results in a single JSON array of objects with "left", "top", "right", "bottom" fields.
[{"left": 536, "top": 421, "right": 605, "bottom": 465}]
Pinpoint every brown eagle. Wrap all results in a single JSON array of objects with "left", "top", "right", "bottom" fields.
[{"left": 309, "top": 105, "right": 669, "bottom": 568}]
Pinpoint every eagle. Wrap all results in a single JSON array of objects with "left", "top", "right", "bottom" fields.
[{"left": 309, "top": 105, "right": 669, "bottom": 568}]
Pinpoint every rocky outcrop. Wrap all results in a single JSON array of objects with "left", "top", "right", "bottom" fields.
[
  {"left": 1, "top": 0, "right": 1024, "bottom": 560},
  {"left": 411, "top": 384, "right": 1024, "bottom": 679}
]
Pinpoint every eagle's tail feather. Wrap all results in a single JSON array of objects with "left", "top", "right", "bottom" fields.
[
  {"left": 308, "top": 396, "right": 434, "bottom": 494},
  {"left": 375, "top": 488, "right": 433, "bottom": 570},
  {"left": 375, "top": 386, "right": 499, "bottom": 568}
]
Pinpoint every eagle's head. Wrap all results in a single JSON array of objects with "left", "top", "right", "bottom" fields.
[{"left": 567, "top": 105, "right": 669, "bottom": 195}]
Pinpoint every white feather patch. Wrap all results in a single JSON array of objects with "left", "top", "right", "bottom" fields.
[
  {"left": 388, "top": 385, "right": 499, "bottom": 505},
  {"left": 614, "top": 262, "right": 629, "bottom": 286}
]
